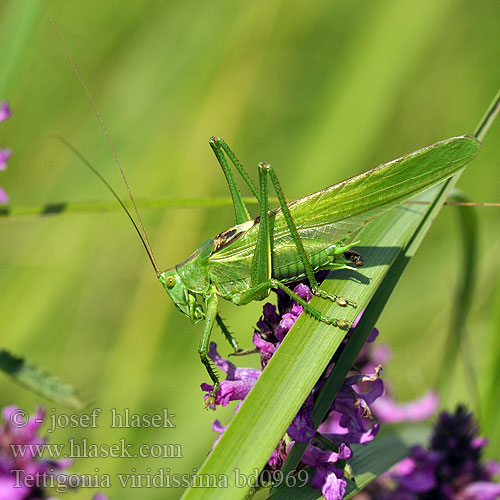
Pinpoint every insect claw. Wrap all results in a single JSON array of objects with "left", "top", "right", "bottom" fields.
[
  {"left": 204, "top": 397, "right": 216, "bottom": 411},
  {"left": 336, "top": 319, "right": 351, "bottom": 329},
  {"left": 205, "top": 382, "right": 219, "bottom": 410},
  {"left": 336, "top": 296, "right": 357, "bottom": 308},
  {"left": 336, "top": 297, "right": 348, "bottom": 307}
]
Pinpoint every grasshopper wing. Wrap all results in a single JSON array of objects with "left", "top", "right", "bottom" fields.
[{"left": 209, "top": 135, "right": 480, "bottom": 282}]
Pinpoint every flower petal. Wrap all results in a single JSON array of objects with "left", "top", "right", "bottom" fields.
[
  {"left": 461, "top": 482, "right": 500, "bottom": 500},
  {"left": 0, "top": 102, "right": 11, "bottom": 123},
  {"left": 0, "top": 187, "right": 8, "bottom": 204},
  {"left": 0, "top": 149, "right": 11, "bottom": 170},
  {"left": 372, "top": 391, "right": 439, "bottom": 424}
]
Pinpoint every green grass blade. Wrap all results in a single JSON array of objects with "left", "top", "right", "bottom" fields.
[
  {"left": 272, "top": 81, "right": 500, "bottom": 488},
  {"left": 181, "top": 82, "right": 500, "bottom": 492},
  {"left": 180, "top": 181, "right": 451, "bottom": 500},
  {"left": 0, "top": 349, "right": 85, "bottom": 409},
  {"left": 279, "top": 185, "right": 447, "bottom": 479},
  {"left": 437, "top": 190, "right": 480, "bottom": 411}
]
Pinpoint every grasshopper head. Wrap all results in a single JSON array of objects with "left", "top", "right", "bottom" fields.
[{"left": 158, "top": 270, "right": 205, "bottom": 324}]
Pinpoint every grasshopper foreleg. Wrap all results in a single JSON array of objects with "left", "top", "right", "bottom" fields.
[
  {"left": 199, "top": 289, "right": 221, "bottom": 409},
  {"left": 216, "top": 314, "right": 243, "bottom": 353}
]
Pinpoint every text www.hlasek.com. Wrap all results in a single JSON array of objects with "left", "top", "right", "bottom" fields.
[{"left": 10, "top": 439, "right": 182, "bottom": 459}]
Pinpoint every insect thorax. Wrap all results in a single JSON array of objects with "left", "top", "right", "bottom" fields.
[{"left": 175, "top": 239, "right": 214, "bottom": 293}]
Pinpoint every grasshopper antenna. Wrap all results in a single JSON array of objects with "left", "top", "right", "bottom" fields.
[
  {"left": 52, "top": 136, "right": 159, "bottom": 273},
  {"left": 40, "top": 0, "right": 160, "bottom": 274}
]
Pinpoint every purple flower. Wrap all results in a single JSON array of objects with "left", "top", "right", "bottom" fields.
[
  {"left": 204, "top": 280, "right": 387, "bottom": 499},
  {"left": 0, "top": 149, "right": 11, "bottom": 171},
  {"left": 0, "top": 101, "right": 11, "bottom": 203},
  {"left": 319, "top": 369, "right": 383, "bottom": 446},
  {"left": 200, "top": 343, "right": 261, "bottom": 408},
  {"left": 0, "top": 102, "right": 10, "bottom": 123},
  {"left": 371, "top": 391, "right": 439, "bottom": 424},
  {"left": 352, "top": 320, "right": 439, "bottom": 425},
  {"left": 302, "top": 444, "right": 352, "bottom": 500},
  {"left": 459, "top": 482, "right": 500, "bottom": 500},
  {"left": 0, "top": 406, "right": 108, "bottom": 500},
  {"left": 360, "top": 406, "right": 500, "bottom": 500},
  {"left": 0, "top": 406, "right": 71, "bottom": 500}
]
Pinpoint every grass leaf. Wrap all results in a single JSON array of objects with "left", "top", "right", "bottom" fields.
[
  {"left": 180, "top": 180, "right": 453, "bottom": 500},
  {"left": 0, "top": 349, "right": 85, "bottom": 409}
]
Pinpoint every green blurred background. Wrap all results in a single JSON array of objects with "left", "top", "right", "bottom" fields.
[{"left": 0, "top": 0, "right": 499, "bottom": 498}]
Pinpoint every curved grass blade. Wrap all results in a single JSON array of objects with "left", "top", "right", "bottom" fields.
[
  {"left": 0, "top": 349, "right": 85, "bottom": 409},
  {"left": 270, "top": 90, "right": 500, "bottom": 497},
  {"left": 181, "top": 87, "right": 500, "bottom": 498},
  {"left": 180, "top": 182, "right": 458, "bottom": 500}
]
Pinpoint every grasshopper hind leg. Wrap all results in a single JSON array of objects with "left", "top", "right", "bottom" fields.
[
  {"left": 236, "top": 279, "right": 351, "bottom": 329},
  {"left": 245, "top": 160, "right": 355, "bottom": 324}
]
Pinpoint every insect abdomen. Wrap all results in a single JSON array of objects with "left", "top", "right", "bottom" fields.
[{"left": 272, "top": 245, "right": 333, "bottom": 282}]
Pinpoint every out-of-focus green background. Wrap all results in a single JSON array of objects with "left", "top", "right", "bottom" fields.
[{"left": 0, "top": 1, "right": 499, "bottom": 498}]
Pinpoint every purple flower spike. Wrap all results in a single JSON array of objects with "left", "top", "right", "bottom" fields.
[
  {"left": 0, "top": 102, "right": 10, "bottom": 122},
  {"left": 362, "top": 406, "right": 500, "bottom": 500},
  {"left": 0, "top": 405, "right": 72, "bottom": 500}
]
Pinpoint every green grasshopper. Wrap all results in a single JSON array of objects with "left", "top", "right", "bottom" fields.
[
  {"left": 59, "top": 131, "right": 482, "bottom": 406},
  {"left": 61, "top": 130, "right": 480, "bottom": 406},
  {"left": 41, "top": 2, "right": 483, "bottom": 405},
  {"left": 153, "top": 135, "right": 480, "bottom": 404}
]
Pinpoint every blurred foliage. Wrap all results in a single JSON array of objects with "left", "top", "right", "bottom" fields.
[{"left": 0, "top": 1, "right": 499, "bottom": 498}]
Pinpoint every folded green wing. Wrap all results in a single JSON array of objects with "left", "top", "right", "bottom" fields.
[{"left": 210, "top": 135, "right": 480, "bottom": 270}]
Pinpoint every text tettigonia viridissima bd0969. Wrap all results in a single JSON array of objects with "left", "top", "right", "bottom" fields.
[{"left": 40, "top": 1, "right": 500, "bottom": 407}]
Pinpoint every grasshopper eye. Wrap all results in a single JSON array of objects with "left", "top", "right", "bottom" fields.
[{"left": 166, "top": 276, "right": 176, "bottom": 289}]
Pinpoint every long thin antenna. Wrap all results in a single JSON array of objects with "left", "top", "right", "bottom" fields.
[
  {"left": 52, "top": 136, "right": 159, "bottom": 273},
  {"left": 40, "top": 0, "right": 159, "bottom": 273}
]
